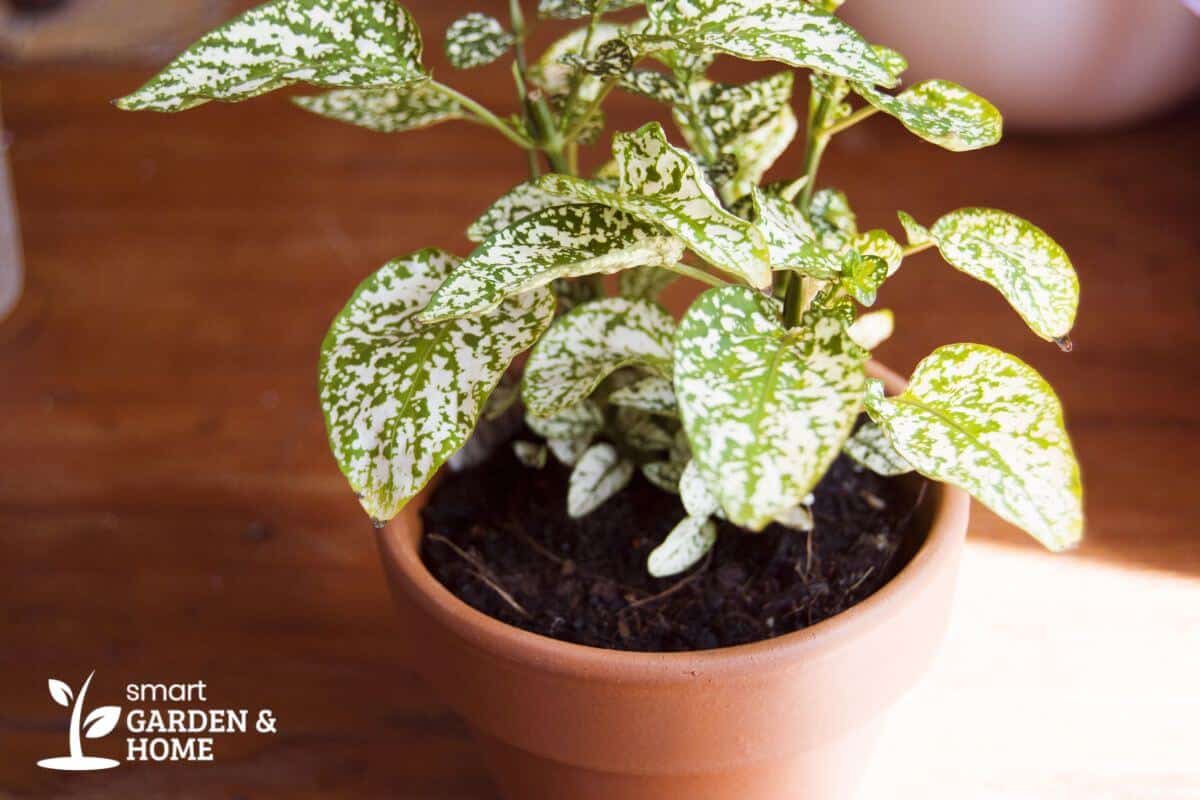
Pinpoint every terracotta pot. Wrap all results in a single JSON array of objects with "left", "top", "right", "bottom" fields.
[
  {"left": 841, "top": 0, "right": 1200, "bottom": 131},
  {"left": 377, "top": 364, "right": 971, "bottom": 800}
]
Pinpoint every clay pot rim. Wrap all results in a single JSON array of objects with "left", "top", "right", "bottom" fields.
[{"left": 383, "top": 361, "right": 971, "bottom": 683}]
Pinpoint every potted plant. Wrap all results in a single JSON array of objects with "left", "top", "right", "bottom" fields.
[{"left": 118, "top": 1, "right": 1083, "bottom": 797}]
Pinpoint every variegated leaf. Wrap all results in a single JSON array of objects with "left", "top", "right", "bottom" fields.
[
  {"left": 694, "top": 72, "right": 794, "bottom": 148},
  {"left": 897, "top": 210, "right": 932, "bottom": 247},
  {"left": 855, "top": 79, "right": 1002, "bottom": 152},
  {"left": 523, "top": 297, "right": 676, "bottom": 416},
  {"left": 928, "top": 208, "right": 1079, "bottom": 341},
  {"left": 548, "top": 436, "right": 591, "bottom": 466},
  {"left": 422, "top": 204, "right": 684, "bottom": 320},
  {"left": 616, "top": 408, "right": 675, "bottom": 451},
  {"left": 847, "top": 308, "right": 894, "bottom": 350},
  {"left": 725, "top": 105, "right": 798, "bottom": 200},
  {"left": 854, "top": 228, "right": 903, "bottom": 276},
  {"left": 680, "top": 459, "right": 721, "bottom": 518},
  {"left": 532, "top": 22, "right": 623, "bottom": 98},
  {"left": 566, "top": 38, "right": 635, "bottom": 78},
  {"left": 647, "top": 514, "right": 717, "bottom": 577},
  {"left": 641, "top": 0, "right": 893, "bottom": 86},
  {"left": 810, "top": 187, "right": 857, "bottom": 250},
  {"left": 840, "top": 251, "right": 888, "bottom": 306},
  {"left": 619, "top": 69, "right": 685, "bottom": 105},
  {"left": 674, "top": 287, "right": 868, "bottom": 529},
  {"left": 539, "top": 0, "right": 643, "bottom": 20},
  {"left": 872, "top": 45, "right": 908, "bottom": 80},
  {"left": 445, "top": 13, "right": 513, "bottom": 70},
  {"left": 513, "top": 440, "right": 549, "bottom": 468},
  {"left": 844, "top": 421, "right": 912, "bottom": 476},
  {"left": 568, "top": 443, "right": 635, "bottom": 517},
  {"left": 642, "top": 459, "right": 684, "bottom": 493},
  {"left": 293, "top": 82, "right": 464, "bottom": 133},
  {"left": 609, "top": 375, "right": 677, "bottom": 414},
  {"left": 751, "top": 188, "right": 840, "bottom": 279},
  {"left": 540, "top": 123, "right": 772, "bottom": 289},
  {"left": 774, "top": 503, "right": 814, "bottom": 530},
  {"left": 117, "top": 0, "right": 426, "bottom": 112},
  {"left": 467, "top": 180, "right": 566, "bottom": 243},
  {"left": 865, "top": 345, "right": 1083, "bottom": 549},
  {"left": 526, "top": 399, "right": 604, "bottom": 440},
  {"left": 319, "top": 249, "right": 554, "bottom": 522},
  {"left": 619, "top": 265, "right": 678, "bottom": 301}
]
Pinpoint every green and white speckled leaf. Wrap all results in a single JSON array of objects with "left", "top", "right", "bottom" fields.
[
  {"left": 513, "top": 440, "right": 549, "bottom": 468},
  {"left": 319, "top": 249, "right": 554, "bottom": 522},
  {"left": 609, "top": 375, "right": 677, "bottom": 414},
  {"left": 539, "top": 0, "right": 643, "bottom": 20},
  {"left": 751, "top": 189, "right": 840, "bottom": 279},
  {"left": 526, "top": 399, "right": 604, "bottom": 440},
  {"left": 540, "top": 123, "right": 772, "bottom": 289},
  {"left": 422, "top": 204, "right": 684, "bottom": 321},
  {"left": 854, "top": 228, "right": 903, "bottom": 276},
  {"left": 840, "top": 251, "right": 888, "bottom": 306},
  {"left": 523, "top": 297, "right": 676, "bottom": 416},
  {"left": 872, "top": 44, "right": 907, "bottom": 80},
  {"left": 844, "top": 421, "right": 911, "bottom": 476},
  {"left": 642, "top": 459, "right": 683, "bottom": 493},
  {"left": 810, "top": 187, "right": 857, "bottom": 250},
  {"left": 856, "top": 79, "right": 1001, "bottom": 152},
  {"left": 865, "top": 344, "right": 1083, "bottom": 549},
  {"left": 679, "top": 459, "right": 721, "bottom": 518},
  {"left": 619, "top": 265, "right": 678, "bottom": 301},
  {"left": 445, "top": 13, "right": 513, "bottom": 69},
  {"left": 532, "top": 22, "right": 623, "bottom": 99},
  {"left": 467, "top": 181, "right": 566, "bottom": 243},
  {"left": 674, "top": 287, "right": 868, "bottom": 530},
  {"left": 118, "top": 0, "right": 426, "bottom": 112},
  {"left": 847, "top": 308, "right": 893, "bottom": 349},
  {"left": 694, "top": 72, "right": 794, "bottom": 148},
  {"left": 725, "top": 105, "right": 798, "bottom": 200},
  {"left": 897, "top": 210, "right": 932, "bottom": 247},
  {"left": 619, "top": 69, "right": 685, "bottom": 104},
  {"left": 642, "top": 0, "right": 893, "bottom": 86},
  {"left": 647, "top": 514, "right": 716, "bottom": 577},
  {"left": 293, "top": 81, "right": 464, "bottom": 133},
  {"left": 568, "top": 443, "right": 635, "bottom": 517},
  {"left": 616, "top": 408, "right": 675, "bottom": 451},
  {"left": 929, "top": 208, "right": 1079, "bottom": 340},
  {"left": 548, "top": 436, "right": 591, "bottom": 466}
]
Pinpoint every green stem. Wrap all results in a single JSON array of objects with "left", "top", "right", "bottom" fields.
[
  {"left": 563, "top": 77, "right": 617, "bottom": 143},
  {"left": 902, "top": 240, "right": 935, "bottom": 257},
  {"left": 822, "top": 105, "right": 880, "bottom": 138},
  {"left": 783, "top": 92, "right": 836, "bottom": 327},
  {"left": 662, "top": 262, "right": 729, "bottom": 289},
  {"left": 435, "top": 83, "right": 532, "bottom": 149},
  {"left": 560, "top": 0, "right": 610, "bottom": 135}
]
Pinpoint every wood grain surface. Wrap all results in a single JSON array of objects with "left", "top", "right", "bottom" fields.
[{"left": 1, "top": 14, "right": 1198, "bottom": 796}]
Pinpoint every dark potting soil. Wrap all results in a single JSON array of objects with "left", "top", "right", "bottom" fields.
[{"left": 420, "top": 430, "right": 925, "bottom": 652}]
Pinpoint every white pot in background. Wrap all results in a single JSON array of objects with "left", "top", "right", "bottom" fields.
[{"left": 841, "top": 0, "right": 1200, "bottom": 131}]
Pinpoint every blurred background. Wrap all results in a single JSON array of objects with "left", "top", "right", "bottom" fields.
[{"left": 1, "top": 1, "right": 1198, "bottom": 797}]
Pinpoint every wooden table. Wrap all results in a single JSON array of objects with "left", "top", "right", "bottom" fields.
[{"left": 1, "top": 56, "right": 1197, "bottom": 798}]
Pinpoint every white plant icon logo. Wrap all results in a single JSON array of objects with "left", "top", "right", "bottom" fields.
[{"left": 37, "top": 671, "right": 121, "bottom": 771}]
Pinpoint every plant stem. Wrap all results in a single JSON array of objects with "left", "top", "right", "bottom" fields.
[
  {"left": 902, "top": 240, "right": 935, "bottom": 256},
  {"left": 435, "top": 83, "right": 532, "bottom": 149},
  {"left": 662, "top": 261, "right": 728, "bottom": 289},
  {"left": 560, "top": 0, "right": 609, "bottom": 135},
  {"left": 783, "top": 91, "right": 836, "bottom": 327},
  {"left": 562, "top": 77, "right": 617, "bottom": 143},
  {"left": 822, "top": 105, "right": 880, "bottom": 138}
]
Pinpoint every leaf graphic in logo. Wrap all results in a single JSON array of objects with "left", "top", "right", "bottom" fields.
[
  {"left": 47, "top": 679, "right": 72, "bottom": 707},
  {"left": 83, "top": 706, "right": 121, "bottom": 739}
]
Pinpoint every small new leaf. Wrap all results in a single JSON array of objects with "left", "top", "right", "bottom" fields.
[
  {"left": 513, "top": 440, "right": 549, "bottom": 469},
  {"left": 642, "top": 459, "right": 684, "bottom": 493},
  {"left": 855, "top": 79, "right": 1002, "bottom": 152},
  {"left": 847, "top": 309, "right": 894, "bottom": 350},
  {"left": 117, "top": 0, "right": 426, "bottom": 112},
  {"left": 897, "top": 210, "right": 932, "bottom": 247},
  {"left": 319, "top": 249, "right": 554, "bottom": 522},
  {"left": 929, "top": 208, "right": 1079, "bottom": 340},
  {"left": 844, "top": 421, "right": 912, "bottom": 476},
  {"left": 523, "top": 297, "right": 676, "bottom": 417},
  {"left": 854, "top": 228, "right": 903, "bottom": 276},
  {"left": 840, "top": 251, "right": 888, "bottom": 306},
  {"left": 422, "top": 203, "right": 684, "bottom": 320},
  {"left": 526, "top": 399, "right": 604, "bottom": 440},
  {"left": 609, "top": 375, "right": 677, "bottom": 414},
  {"left": 293, "top": 82, "right": 465, "bottom": 133},
  {"left": 647, "top": 515, "right": 717, "bottom": 577},
  {"left": 540, "top": 123, "right": 772, "bottom": 289},
  {"left": 674, "top": 287, "right": 868, "bottom": 529},
  {"left": 445, "top": 13, "right": 514, "bottom": 70},
  {"left": 548, "top": 436, "right": 591, "bottom": 466},
  {"left": 866, "top": 344, "right": 1083, "bottom": 550},
  {"left": 568, "top": 443, "right": 635, "bottom": 517}
]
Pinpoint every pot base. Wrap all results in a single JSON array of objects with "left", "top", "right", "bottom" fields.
[{"left": 477, "top": 721, "right": 882, "bottom": 800}]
